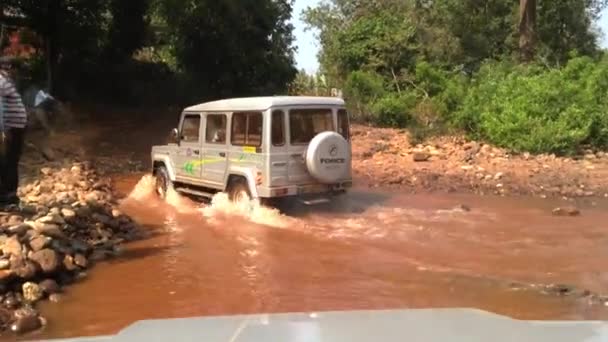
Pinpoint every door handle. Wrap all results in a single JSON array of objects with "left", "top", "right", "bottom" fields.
[{"left": 219, "top": 152, "right": 226, "bottom": 157}]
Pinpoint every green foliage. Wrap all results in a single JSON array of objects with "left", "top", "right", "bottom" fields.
[
  {"left": 343, "top": 70, "right": 386, "bottom": 121},
  {"left": 156, "top": 0, "right": 296, "bottom": 101},
  {"left": 2, "top": 0, "right": 298, "bottom": 105},
  {"left": 371, "top": 93, "right": 417, "bottom": 127},
  {"left": 456, "top": 57, "right": 608, "bottom": 155}
]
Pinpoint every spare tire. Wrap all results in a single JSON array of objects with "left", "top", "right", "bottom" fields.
[{"left": 306, "top": 131, "right": 351, "bottom": 184}]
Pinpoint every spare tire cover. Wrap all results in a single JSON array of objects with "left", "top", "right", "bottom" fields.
[{"left": 306, "top": 131, "right": 351, "bottom": 184}]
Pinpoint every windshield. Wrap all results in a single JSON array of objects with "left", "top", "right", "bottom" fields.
[{"left": 289, "top": 108, "right": 334, "bottom": 145}]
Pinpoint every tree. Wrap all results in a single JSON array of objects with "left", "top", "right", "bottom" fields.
[
  {"left": 157, "top": 0, "right": 297, "bottom": 100},
  {"left": 519, "top": 0, "right": 536, "bottom": 62}
]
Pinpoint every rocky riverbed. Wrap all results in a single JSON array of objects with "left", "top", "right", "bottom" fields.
[
  {"left": 0, "top": 161, "right": 140, "bottom": 336},
  {"left": 351, "top": 125, "right": 608, "bottom": 198}
]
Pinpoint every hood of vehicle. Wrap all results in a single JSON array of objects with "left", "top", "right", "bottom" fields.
[{"left": 48, "top": 309, "right": 607, "bottom": 342}]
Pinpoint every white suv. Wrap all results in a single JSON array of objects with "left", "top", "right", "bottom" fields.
[{"left": 151, "top": 96, "right": 353, "bottom": 204}]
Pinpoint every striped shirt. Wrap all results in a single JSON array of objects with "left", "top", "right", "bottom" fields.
[{"left": 0, "top": 72, "right": 27, "bottom": 129}]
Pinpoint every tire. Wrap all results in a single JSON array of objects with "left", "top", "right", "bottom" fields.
[
  {"left": 228, "top": 178, "right": 251, "bottom": 203},
  {"left": 154, "top": 166, "right": 173, "bottom": 199}
]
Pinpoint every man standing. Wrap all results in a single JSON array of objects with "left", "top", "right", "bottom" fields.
[{"left": 0, "top": 56, "right": 27, "bottom": 207}]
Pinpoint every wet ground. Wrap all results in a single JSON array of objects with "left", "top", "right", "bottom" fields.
[{"left": 31, "top": 174, "right": 608, "bottom": 340}]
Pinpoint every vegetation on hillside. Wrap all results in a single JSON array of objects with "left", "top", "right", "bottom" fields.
[
  {"left": 2, "top": 0, "right": 608, "bottom": 154},
  {"left": 301, "top": 0, "right": 608, "bottom": 154}
]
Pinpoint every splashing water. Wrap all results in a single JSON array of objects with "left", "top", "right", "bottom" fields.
[
  {"left": 124, "top": 175, "right": 293, "bottom": 228},
  {"left": 125, "top": 175, "right": 157, "bottom": 201},
  {"left": 201, "top": 193, "right": 294, "bottom": 228}
]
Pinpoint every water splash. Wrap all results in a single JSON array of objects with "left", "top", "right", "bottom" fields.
[
  {"left": 124, "top": 175, "right": 293, "bottom": 228},
  {"left": 201, "top": 193, "right": 294, "bottom": 228},
  {"left": 125, "top": 174, "right": 157, "bottom": 201}
]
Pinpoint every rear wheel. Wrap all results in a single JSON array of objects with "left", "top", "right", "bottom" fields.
[
  {"left": 228, "top": 178, "right": 251, "bottom": 204},
  {"left": 154, "top": 166, "right": 172, "bottom": 199}
]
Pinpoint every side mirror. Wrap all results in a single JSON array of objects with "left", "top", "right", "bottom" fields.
[{"left": 169, "top": 128, "right": 179, "bottom": 144}]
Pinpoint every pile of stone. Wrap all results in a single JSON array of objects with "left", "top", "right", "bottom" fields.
[{"left": 0, "top": 162, "right": 139, "bottom": 335}]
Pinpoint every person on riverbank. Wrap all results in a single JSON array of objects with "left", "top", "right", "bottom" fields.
[{"left": 0, "top": 56, "right": 27, "bottom": 207}]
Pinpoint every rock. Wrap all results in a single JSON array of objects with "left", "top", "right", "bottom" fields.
[
  {"left": 40, "top": 167, "right": 52, "bottom": 176},
  {"left": 8, "top": 224, "right": 30, "bottom": 236},
  {"left": 29, "top": 235, "right": 52, "bottom": 252},
  {"left": 22, "top": 282, "right": 43, "bottom": 302},
  {"left": 494, "top": 172, "right": 504, "bottom": 180},
  {"left": 70, "top": 165, "right": 82, "bottom": 174},
  {"left": 10, "top": 256, "right": 37, "bottom": 279},
  {"left": 0, "top": 259, "right": 9, "bottom": 270},
  {"left": 61, "top": 208, "right": 76, "bottom": 219},
  {"left": 413, "top": 152, "right": 431, "bottom": 162},
  {"left": 2, "top": 236, "right": 22, "bottom": 256},
  {"left": 92, "top": 213, "right": 112, "bottom": 225},
  {"left": 0, "top": 269, "right": 14, "bottom": 281},
  {"left": 7, "top": 215, "right": 23, "bottom": 225},
  {"left": 48, "top": 293, "right": 62, "bottom": 303},
  {"left": 29, "top": 249, "right": 60, "bottom": 273},
  {"left": 20, "top": 205, "right": 37, "bottom": 215},
  {"left": 70, "top": 240, "right": 90, "bottom": 254},
  {"left": 50, "top": 239, "right": 72, "bottom": 254},
  {"left": 75, "top": 206, "right": 92, "bottom": 217},
  {"left": 453, "top": 204, "right": 471, "bottom": 212},
  {"left": 85, "top": 192, "right": 100, "bottom": 204},
  {"left": 63, "top": 255, "right": 78, "bottom": 271},
  {"left": 28, "top": 221, "right": 64, "bottom": 239},
  {"left": 496, "top": 183, "right": 504, "bottom": 189},
  {"left": 38, "top": 279, "right": 60, "bottom": 294},
  {"left": 111, "top": 209, "right": 122, "bottom": 218},
  {"left": 3, "top": 294, "right": 20, "bottom": 308},
  {"left": 552, "top": 206, "right": 580, "bottom": 217},
  {"left": 74, "top": 253, "right": 88, "bottom": 268},
  {"left": 11, "top": 313, "right": 42, "bottom": 334},
  {"left": 37, "top": 213, "right": 65, "bottom": 225}
]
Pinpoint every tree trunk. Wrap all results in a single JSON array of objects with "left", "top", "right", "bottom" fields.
[{"left": 519, "top": 0, "right": 537, "bottom": 62}]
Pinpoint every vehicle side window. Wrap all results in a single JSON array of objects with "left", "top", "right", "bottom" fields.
[
  {"left": 272, "top": 110, "right": 285, "bottom": 146},
  {"left": 231, "top": 112, "right": 263, "bottom": 147},
  {"left": 337, "top": 109, "right": 350, "bottom": 140},
  {"left": 180, "top": 114, "right": 201, "bottom": 143},
  {"left": 205, "top": 114, "right": 227, "bottom": 144}
]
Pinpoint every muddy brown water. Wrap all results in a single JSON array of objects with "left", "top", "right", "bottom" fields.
[{"left": 28, "top": 174, "right": 608, "bottom": 340}]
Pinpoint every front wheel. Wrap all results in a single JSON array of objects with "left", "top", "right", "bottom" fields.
[
  {"left": 154, "top": 166, "right": 173, "bottom": 199},
  {"left": 227, "top": 178, "right": 252, "bottom": 204}
]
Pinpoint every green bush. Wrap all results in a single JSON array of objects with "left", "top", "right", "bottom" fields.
[
  {"left": 344, "top": 70, "right": 386, "bottom": 121},
  {"left": 455, "top": 57, "right": 608, "bottom": 155},
  {"left": 371, "top": 92, "right": 417, "bottom": 127}
]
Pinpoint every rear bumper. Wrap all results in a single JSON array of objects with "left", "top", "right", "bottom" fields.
[{"left": 256, "top": 180, "right": 352, "bottom": 198}]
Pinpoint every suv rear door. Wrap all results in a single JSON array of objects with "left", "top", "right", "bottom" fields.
[{"left": 287, "top": 107, "right": 335, "bottom": 184}]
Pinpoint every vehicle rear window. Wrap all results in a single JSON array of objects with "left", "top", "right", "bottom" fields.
[
  {"left": 205, "top": 114, "right": 227, "bottom": 144},
  {"left": 181, "top": 114, "right": 201, "bottom": 142},
  {"left": 231, "top": 112, "right": 263, "bottom": 147},
  {"left": 289, "top": 109, "right": 334, "bottom": 145},
  {"left": 272, "top": 110, "right": 285, "bottom": 146},
  {"left": 338, "top": 109, "right": 350, "bottom": 140}
]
